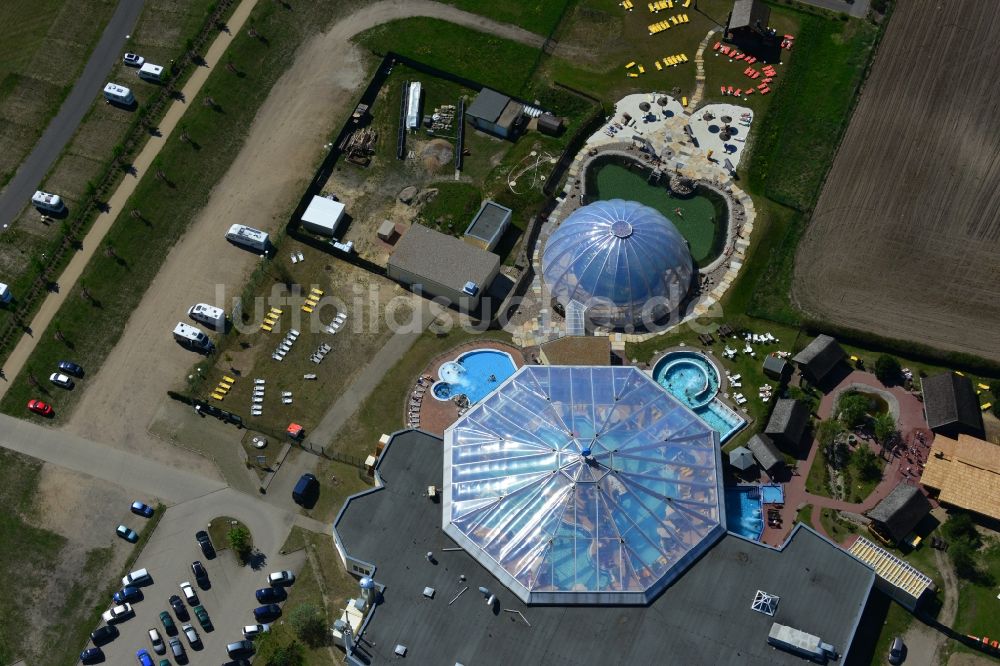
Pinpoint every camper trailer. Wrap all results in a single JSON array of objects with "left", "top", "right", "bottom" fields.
[
  {"left": 103, "top": 82, "right": 135, "bottom": 106},
  {"left": 188, "top": 303, "right": 226, "bottom": 330},
  {"left": 225, "top": 224, "right": 269, "bottom": 253},
  {"left": 31, "top": 191, "right": 66, "bottom": 214},
  {"left": 172, "top": 322, "right": 213, "bottom": 351},
  {"left": 138, "top": 63, "right": 164, "bottom": 83}
]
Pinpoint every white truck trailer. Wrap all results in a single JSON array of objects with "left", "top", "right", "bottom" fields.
[
  {"left": 225, "top": 224, "right": 269, "bottom": 253},
  {"left": 103, "top": 82, "right": 135, "bottom": 106},
  {"left": 188, "top": 303, "right": 226, "bottom": 331},
  {"left": 173, "top": 322, "right": 213, "bottom": 351}
]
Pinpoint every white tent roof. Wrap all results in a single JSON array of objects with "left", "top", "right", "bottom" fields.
[{"left": 302, "top": 196, "right": 345, "bottom": 233}]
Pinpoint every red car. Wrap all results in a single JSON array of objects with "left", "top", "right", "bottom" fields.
[{"left": 27, "top": 399, "right": 53, "bottom": 416}]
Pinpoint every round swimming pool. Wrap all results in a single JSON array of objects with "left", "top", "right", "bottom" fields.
[
  {"left": 431, "top": 349, "right": 517, "bottom": 405},
  {"left": 652, "top": 351, "right": 721, "bottom": 409}
]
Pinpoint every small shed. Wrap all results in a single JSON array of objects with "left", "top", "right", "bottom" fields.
[
  {"left": 464, "top": 200, "right": 512, "bottom": 252},
  {"left": 747, "top": 433, "right": 783, "bottom": 474},
  {"left": 792, "top": 334, "right": 846, "bottom": 385},
  {"left": 301, "top": 195, "right": 346, "bottom": 237},
  {"left": 466, "top": 88, "right": 525, "bottom": 140},
  {"left": 762, "top": 355, "right": 791, "bottom": 382},
  {"left": 920, "top": 372, "right": 985, "bottom": 439},
  {"left": 727, "top": 0, "right": 771, "bottom": 37},
  {"left": 764, "top": 399, "right": 810, "bottom": 451},
  {"left": 377, "top": 220, "right": 398, "bottom": 243},
  {"left": 867, "top": 484, "right": 932, "bottom": 545},
  {"left": 537, "top": 113, "right": 563, "bottom": 136}
]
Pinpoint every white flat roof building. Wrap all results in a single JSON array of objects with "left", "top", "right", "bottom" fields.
[{"left": 301, "top": 196, "right": 346, "bottom": 237}]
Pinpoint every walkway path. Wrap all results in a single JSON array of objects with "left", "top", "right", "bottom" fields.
[
  {"left": 690, "top": 27, "right": 721, "bottom": 108},
  {"left": 0, "top": 0, "right": 146, "bottom": 229},
  {"left": 0, "top": 0, "right": 260, "bottom": 403},
  {"left": 775, "top": 371, "right": 934, "bottom": 543}
]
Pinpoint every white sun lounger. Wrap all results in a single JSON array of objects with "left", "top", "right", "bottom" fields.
[
  {"left": 254, "top": 378, "right": 266, "bottom": 385},
  {"left": 272, "top": 353, "right": 284, "bottom": 361},
  {"left": 253, "top": 397, "right": 263, "bottom": 404},
  {"left": 291, "top": 252, "right": 299, "bottom": 264},
  {"left": 282, "top": 391, "right": 292, "bottom": 397},
  {"left": 282, "top": 398, "right": 293, "bottom": 404},
  {"left": 303, "top": 373, "right": 317, "bottom": 380}
]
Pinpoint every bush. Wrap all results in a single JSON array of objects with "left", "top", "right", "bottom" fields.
[
  {"left": 227, "top": 525, "right": 252, "bottom": 561},
  {"left": 874, "top": 354, "right": 902, "bottom": 385},
  {"left": 837, "top": 391, "right": 870, "bottom": 428},
  {"left": 941, "top": 512, "right": 980, "bottom": 547},
  {"left": 853, "top": 447, "right": 882, "bottom": 483},
  {"left": 873, "top": 412, "right": 896, "bottom": 445},
  {"left": 289, "top": 603, "right": 327, "bottom": 647},
  {"left": 949, "top": 541, "right": 979, "bottom": 580},
  {"left": 266, "top": 643, "right": 304, "bottom": 666}
]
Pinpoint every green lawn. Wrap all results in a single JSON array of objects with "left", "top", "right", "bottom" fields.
[
  {"left": 819, "top": 508, "right": 859, "bottom": 544},
  {"left": 356, "top": 18, "right": 544, "bottom": 96},
  {"left": 795, "top": 503, "right": 814, "bottom": 530},
  {"left": 805, "top": 439, "right": 830, "bottom": 496},
  {"left": 867, "top": 600, "right": 913, "bottom": 666},
  {"left": 417, "top": 181, "right": 484, "bottom": 236},
  {"left": 0, "top": 0, "right": 380, "bottom": 417},
  {"left": 953, "top": 539, "right": 1000, "bottom": 643},
  {"left": 438, "top": 0, "right": 575, "bottom": 36}
]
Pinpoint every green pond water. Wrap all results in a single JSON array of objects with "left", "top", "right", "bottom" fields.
[{"left": 588, "top": 161, "right": 727, "bottom": 264}]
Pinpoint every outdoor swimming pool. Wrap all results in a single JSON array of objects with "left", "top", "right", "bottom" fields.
[
  {"left": 585, "top": 155, "right": 728, "bottom": 264},
  {"left": 431, "top": 349, "right": 517, "bottom": 404},
  {"left": 725, "top": 486, "right": 764, "bottom": 541},
  {"left": 760, "top": 484, "right": 784, "bottom": 505},
  {"left": 653, "top": 351, "right": 746, "bottom": 442}
]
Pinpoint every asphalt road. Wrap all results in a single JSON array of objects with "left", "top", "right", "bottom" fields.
[
  {"left": 0, "top": 0, "right": 145, "bottom": 230},
  {"left": 92, "top": 488, "right": 307, "bottom": 666}
]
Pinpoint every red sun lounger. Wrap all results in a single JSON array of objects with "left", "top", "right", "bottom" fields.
[
  {"left": 721, "top": 85, "right": 727, "bottom": 94},
  {"left": 713, "top": 41, "right": 721, "bottom": 50}
]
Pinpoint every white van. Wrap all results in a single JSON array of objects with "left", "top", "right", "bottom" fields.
[
  {"left": 225, "top": 224, "right": 269, "bottom": 252},
  {"left": 138, "top": 63, "right": 164, "bottom": 83},
  {"left": 31, "top": 190, "right": 66, "bottom": 213},
  {"left": 103, "top": 82, "right": 135, "bottom": 106},
  {"left": 188, "top": 303, "right": 226, "bottom": 331},
  {"left": 173, "top": 322, "right": 213, "bottom": 351},
  {"left": 122, "top": 568, "right": 151, "bottom": 587}
]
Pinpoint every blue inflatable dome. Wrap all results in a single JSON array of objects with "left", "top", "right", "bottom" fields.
[{"left": 541, "top": 199, "right": 693, "bottom": 329}]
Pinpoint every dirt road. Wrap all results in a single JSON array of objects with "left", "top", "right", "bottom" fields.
[{"left": 63, "top": 2, "right": 546, "bottom": 463}]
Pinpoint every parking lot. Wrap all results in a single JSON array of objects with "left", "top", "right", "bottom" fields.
[{"left": 90, "top": 488, "right": 307, "bottom": 665}]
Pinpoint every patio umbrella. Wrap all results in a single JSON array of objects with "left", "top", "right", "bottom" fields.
[
  {"left": 729, "top": 446, "right": 755, "bottom": 471},
  {"left": 657, "top": 96, "right": 669, "bottom": 106},
  {"left": 639, "top": 101, "right": 651, "bottom": 112},
  {"left": 721, "top": 115, "right": 733, "bottom": 124},
  {"left": 702, "top": 111, "right": 714, "bottom": 121}
]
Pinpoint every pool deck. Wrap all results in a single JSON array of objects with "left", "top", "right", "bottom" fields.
[{"left": 408, "top": 341, "right": 525, "bottom": 435}]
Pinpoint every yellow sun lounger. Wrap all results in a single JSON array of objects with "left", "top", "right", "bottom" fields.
[
  {"left": 310, "top": 287, "right": 324, "bottom": 296},
  {"left": 655, "top": 61, "right": 662, "bottom": 70},
  {"left": 627, "top": 72, "right": 639, "bottom": 78},
  {"left": 648, "top": 2, "right": 654, "bottom": 11},
  {"left": 302, "top": 305, "right": 314, "bottom": 314},
  {"left": 977, "top": 383, "right": 989, "bottom": 390},
  {"left": 682, "top": 96, "right": 688, "bottom": 106},
  {"left": 261, "top": 323, "right": 273, "bottom": 332},
  {"left": 682, "top": 13, "right": 689, "bottom": 22},
  {"left": 269, "top": 308, "right": 283, "bottom": 315},
  {"left": 982, "top": 402, "right": 993, "bottom": 411},
  {"left": 211, "top": 393, "right": 225, "bottom": 401},
  {"left": 305, "top": 297, "right": 319, "bottom": 305},
  {"left": 626, "top": 61, "right": 636, "bottom": 69},
  {"left": 223, "top": 375, "right": 236, "bottom": 384},
  {"left": 637, "top": 65, "right": 645, "bottom": 73},
  {"left": 683, "top": 0, "right": 690, "bottom": 7},
  {"left": 680, "top": 53, "right": 688, "bottom": 62},
  {"left": 215, "top": 386, "right": 229, "bottom": 395},
  {"left": 955, "top": 371, "right": 965, "bottom": 376},
  {"left": 218, "top": 381, "right": 232, "bottom": 390}
]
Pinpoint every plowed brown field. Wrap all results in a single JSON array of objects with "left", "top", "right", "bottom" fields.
[{"left": 794, "top": 0, "right": 1000, "bottom": 362}]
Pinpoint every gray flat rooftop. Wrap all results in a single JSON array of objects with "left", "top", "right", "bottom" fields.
[
  {"left": 465, "top": 200, "right": 511, "bottom": 245},
  {"left": 335, "top": 430, "right": 875, "bottom": 666},
  {"left": 466, "top": 88, "right": 511, "bottom": 123},
  {"left": 388, "top": 224, "right": 500, "bottom": 293}
]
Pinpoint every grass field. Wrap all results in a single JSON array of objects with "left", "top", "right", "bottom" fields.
[
  {"left": 793, "top": 0, "right": 1000, "bottom": 364},
  {"left": 416, "top": 181, "right": 484, "bottom": 236},
  {"left": 0, "top": 0, "right": 117, "bottom": 187},
  {"left": 953, "top": 538, "right": 1000, "bottom": 643},
  {"left": 0, "top": 0, "right": 379, "bottom": 417},
  {"left": 356, "top": 18, "right": 544, "bottom": 95},
  {"left": 439, "top": 0, "right": 576, "bottom": 36}
]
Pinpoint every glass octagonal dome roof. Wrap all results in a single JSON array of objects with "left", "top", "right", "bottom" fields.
[
  {"left": 443, "top": 365, "right": 724, "bottom": 605},
  {"left": 541, "top": 199, "right": 694, "bottom": 330}
]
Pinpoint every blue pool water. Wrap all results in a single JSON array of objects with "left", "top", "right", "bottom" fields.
[
  {"left": 432, "top": 350, "right": 517, "bottom": 404},
  {"left": 653, "top": 351, "right": 746, "bottom": 442},
  {"left": 760, "top": 484, "right": 784, "bottom": 505},
  {"left": 725, "top": 486, "right": 764, "bottom": 541}
]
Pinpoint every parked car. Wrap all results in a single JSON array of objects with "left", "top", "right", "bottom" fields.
[
  {"left": 91, "top": 624, "right": 118, "bottom": 645},
  {"left": 27, "top": 399, "right": 53, "bottom": 416},
  {"left": 102, "top": 603, "right": 133, "bottom": 624},
  {"left": 255, "top": 587, "right": 286, "bottom": 603},
  {"left": 114, "top": 586, "right": 142, "bottom": 604},
  {"left": 168, "top": 636, "right": 184, "bottom": 659},
  {"left": 49, "top": 372, "right": 74, "bottom": 389},
  {"left": 888, "top": 636, "right": 906, "bottom": 665},
  {"left": 57, "top": 360, "right": 84, "bottom": 377},
  {"left": 122, "top": 568, "right": 151, "bottom": 587},
  {"left": 253, "top": 604, "right": 281, "bottom": 622},
  {"left": 243, "top": 623, "right": 270, "bottom": 638},
  {"left": 226, "top": 640, "right": 255, "bottom": 660},
  {"left": 123, "top": 53, "right": 145, "bottom": 67},
  {"left": 267, "top": 570, "right": 295, "bottom": 586},
  {"left": 158, "top": 610, "right": 176, "bottom": 636},
  {"left": 137, "top": 648, "right": 154, "bottom": 666},
  {"left": 179, "top": 581, "right": 198, "bottom": 605},
  {"left": 193, "top": 604, "right": 212, "bottom": 631},
  {"left": 168, "top": 594, "right": 189, "bottom": 621},
  {"left": 80, "top": 647, "right": 103, "bottom": 664},
  {"left": 191, "top": 560, "right": 207, "bottom": 584},
  {"left": 292, "top": 473, "right": 318, "bottom": 505},
  {"left": 148, "top": 627, "right": 165, "bottom": 654},
  {"left": 182, "top": 623, "right": 200, "bottom": 647},
  {"left": 195, "top": 530, "right": 215, "bottom": 559},
  {"left": 116, "top": 524, "right": 139, "bottom": 542},
  {"left": 130, "top": 501, "right": 154, "bottom": 518},
  {"left": 158, "top": 660, "right": 170, "bottom": 666}
]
